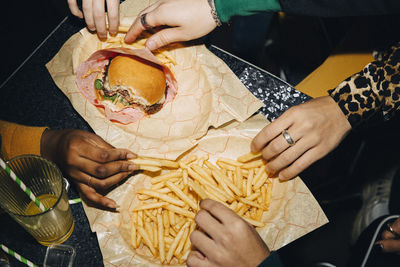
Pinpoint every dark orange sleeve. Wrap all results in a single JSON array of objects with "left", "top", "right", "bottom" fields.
[{"left": 0, "top": 120, "right": 47, "bottom": 161}]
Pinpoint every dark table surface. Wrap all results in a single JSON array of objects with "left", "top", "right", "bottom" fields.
[{"left": 0, "top": 15, "right": 310, "bottom": 267}]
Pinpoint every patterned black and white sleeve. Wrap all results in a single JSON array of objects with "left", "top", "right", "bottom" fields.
[{"left": 328, "top": 42, "right": 400, "bottom": 130}]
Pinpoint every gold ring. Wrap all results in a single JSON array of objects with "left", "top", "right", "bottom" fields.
[{"left": 386, "top": 222, "right": 400, "bottom": 239}]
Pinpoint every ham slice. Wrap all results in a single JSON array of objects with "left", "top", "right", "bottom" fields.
[{"left": 75, "top": 48, "right": 177, "bottom": 124}]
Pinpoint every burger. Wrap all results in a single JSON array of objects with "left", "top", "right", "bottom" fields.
[{"left": 94, "top": 54, "right": 167, "bottom": 115}]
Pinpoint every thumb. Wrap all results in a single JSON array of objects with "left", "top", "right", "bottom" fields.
[{"left": 145, "top": 28, "right": 186, "bottom": 51}]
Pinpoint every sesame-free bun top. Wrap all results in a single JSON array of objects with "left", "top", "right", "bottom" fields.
[{"left": 108, "top": 55, "right": 166, "bottom": 106}]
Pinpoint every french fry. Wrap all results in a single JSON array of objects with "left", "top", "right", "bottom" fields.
[
  {"left": 132, "top": 158, "right": 162, "bottom": 167},
  {"left": 166, "top": 222, "right": 190, "bottom": 263},
  {"left": 217, "top": 157, "right": 243, "bottom": 167},
  {"left": 165, "top": 204, "right": 195, "bottom": 219},
  {"left": 252, "top": 166, "right": 266, "bottom": 186},
  {"left": 237, "top": 151, "right": 262, "bottom": 163},
  {"left": 157, "top": 214, "right": 165, "bottom": 263},
  {"left": 144, "top": 210, "right": 157, "bottom": 222},
  {"left": 158, "top": 159, "right": 180, "bottom": 168},
  {"left": 174, "top": 225, "right": 189, "bottom": 257},
  {"left": 239, "top": 198, "right": 263, "bottom": 209},
  {"left": 132, "top": 202, "right": 166, "bottom": 211},
  {"left": 216, "top": 161, "right": 236, "bottom": 171},
  {"left": 246, "top": 192, "right": 261, "bottom": 201},
  {"left": 212, "top": 170, "right": 242, "bottom": 197},
  {"left": 188, "top": 180, "right": 208, "bottom": 200},
  {"left": 266, "top": 183, "right": 272, "bottom": 207},
  {"left": 183, "top": 169, "right": 188, "bottom": 185},
  {"left": 204, "top": 160, "right": 219, "bottom": 170},
  {"left": 139, "top": 165, "right": 162, "bottom": 172},
  {"left": 145, "top": 219, "right": 154, "bottom": 247},
  {"left": 181, "top": 155, "right": 197, "bottom": 165},
  {"left": 246, "top": 169, "right": 254, "bottom": 197},
  {"left": 254, "top": 172, "right": 269, "bottom": 190},
  {"left": 138, "top": 227, "right": 156, "bottom": 255},
  {"left": 191, "top": 164, "right": 217, "bottom": 185},
  {"left": 235, "top": 166, "right": 243, "bottom": 193},
  {"left": 241, "top": 159, "right": 265, "bottom": 169},
  {"left": 138, "top": 189, "right": 185, "bottom": 207},
  {"left": 151, "top": 170, "right": 183, "bottom": 184},
  {"left": 166, "top": 181, "right": 198, "bottom": 210},
  {"left": 131, "top": 213, "right": 137, "bottom": 249},
  {"left": 137, "top": 211, "right": 143, "bottom": 227},
  {"left": 169, "top": 210, "right": 176, "bottom": 225},
  {"left": 117, "top": 25, "right": 130, "bottom": 32},
  {"left": 187, "top": 166, "right": 213, "bottom": 187}
]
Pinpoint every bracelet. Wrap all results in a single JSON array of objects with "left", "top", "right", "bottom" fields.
[{"left": 207, "top": 0, "right": 222, "bottom": 26}]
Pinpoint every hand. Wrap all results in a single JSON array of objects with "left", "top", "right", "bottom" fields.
[
  {"left": 124, "top": 0, "right": 217, "bottom": 50},
  {"left": 40, "top": 129, "right": 138, "bottom": 209},
  {"left": 251, "top": 96, "right": 352, "bottom": 180},
  {"left": 376, "top": 218, "right": 400, "bottom": 253},
  {"left": 67, "top": 0, "right": 120, "bottom": 39},
  {"left": 187, "top": 199, "right": 270, "bottom": 267}
]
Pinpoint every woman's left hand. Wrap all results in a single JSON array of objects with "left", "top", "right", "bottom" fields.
[{"left": 251, "top": 96, "right": 351, "bottom": 180}]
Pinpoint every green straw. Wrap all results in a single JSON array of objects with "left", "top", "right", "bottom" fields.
[
  {"left": 0, "top": 158, "right": 47, "bottom": 212},
  {"left": 69, "top": 198, "right": 82, "bottom": 204},
  {"left": 1, "top": 244, "right": 38, "bottom": 267}
]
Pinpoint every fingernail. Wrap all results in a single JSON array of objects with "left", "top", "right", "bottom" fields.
[
  {"left": 127, "top": 153, "right": 136, "bottom": 159},
  {"left": 250, "top": 143, "right": 256, "bottom": 152},
  {"left": 129, "top": 164, "right": 138, "bottom": 171},
  {"left": 107, "top": 202, "right": 117, "bottom": 209},
  {"left": 146, "top": 40, "right": 156, "bottom": 50}
]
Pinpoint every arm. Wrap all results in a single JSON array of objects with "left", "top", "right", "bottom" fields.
[
  {"left": 279, "top": 0, "right": 400, "bottom": 17},
  {"left": 329, "top": 42, "right": 400, "bottom": 130},
  {"left": 0, "top": 120, "right": 46, "bottom": 160},
  {"left": 251, "top": 42, "right": 400, "bottom": 181}
]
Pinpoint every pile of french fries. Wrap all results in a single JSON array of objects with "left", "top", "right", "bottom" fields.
[
  {"left": 130, "top": 151, "right": 272, "bottom": 265},
  {"left": 97, "top": 26, "right": 177, "bottom": 67}
]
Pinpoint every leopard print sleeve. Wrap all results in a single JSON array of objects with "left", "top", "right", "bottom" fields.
[{"left": 328, "top": 41, "right": 400, "bottom": 130}]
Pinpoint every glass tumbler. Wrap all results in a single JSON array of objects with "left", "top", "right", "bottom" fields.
[{"left": 0, "top": 155, "right": 74, "bottom": 246}]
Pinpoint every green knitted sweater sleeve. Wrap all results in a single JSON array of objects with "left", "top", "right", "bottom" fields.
[{"left": 214, "top": 0, "right": 282, "bottom": 23}]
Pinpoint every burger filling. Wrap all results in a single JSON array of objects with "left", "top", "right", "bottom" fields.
[{"left": 94, "top": 63, "right": 166, "bottom": 114}]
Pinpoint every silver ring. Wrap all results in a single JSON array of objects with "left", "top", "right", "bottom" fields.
[
  {"left": 386, "top": 222, "right": 400, "bottom": 239},
  {"left": 140, "top": 13, "right": 152, "bottom": 30},
  {"left": 282, "top": 130, "right": 295, "bottom": 146}
]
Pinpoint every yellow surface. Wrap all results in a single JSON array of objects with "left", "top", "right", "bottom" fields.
[{"left": 295, "top": 52, "right": 374, "bottom": 98}]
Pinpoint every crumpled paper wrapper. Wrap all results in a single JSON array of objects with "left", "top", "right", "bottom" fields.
[
  {"left": 46, "top": 0, "right": 263, "bottom": 160},
  {"left": 82, "top": 114, "right": 328, "bottom": 266}
]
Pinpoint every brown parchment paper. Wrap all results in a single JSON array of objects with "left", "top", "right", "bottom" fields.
[
  {"left": 82, "top": 114, "right": 328, "bottom": 266},
  {"left": 46, "top": 0, "right": 263, "bottom": 160}
]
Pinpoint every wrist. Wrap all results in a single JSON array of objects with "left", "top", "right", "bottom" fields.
[
  {"left": 207, "top": 0, "right": 222, "bottom": 26},
  {"left": 40, "top": 129, "right": 65, "bottom": 162}
]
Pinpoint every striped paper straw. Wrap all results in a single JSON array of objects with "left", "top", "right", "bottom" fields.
[
  {"left": 0, "top": 158, "right": 47, "bottom": 212},
  {"left": 69, "top": 198, "right": 82, "bottom": 204},
  {"left": 1, "top": 244, "right": 38, "bottom": 267}
]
